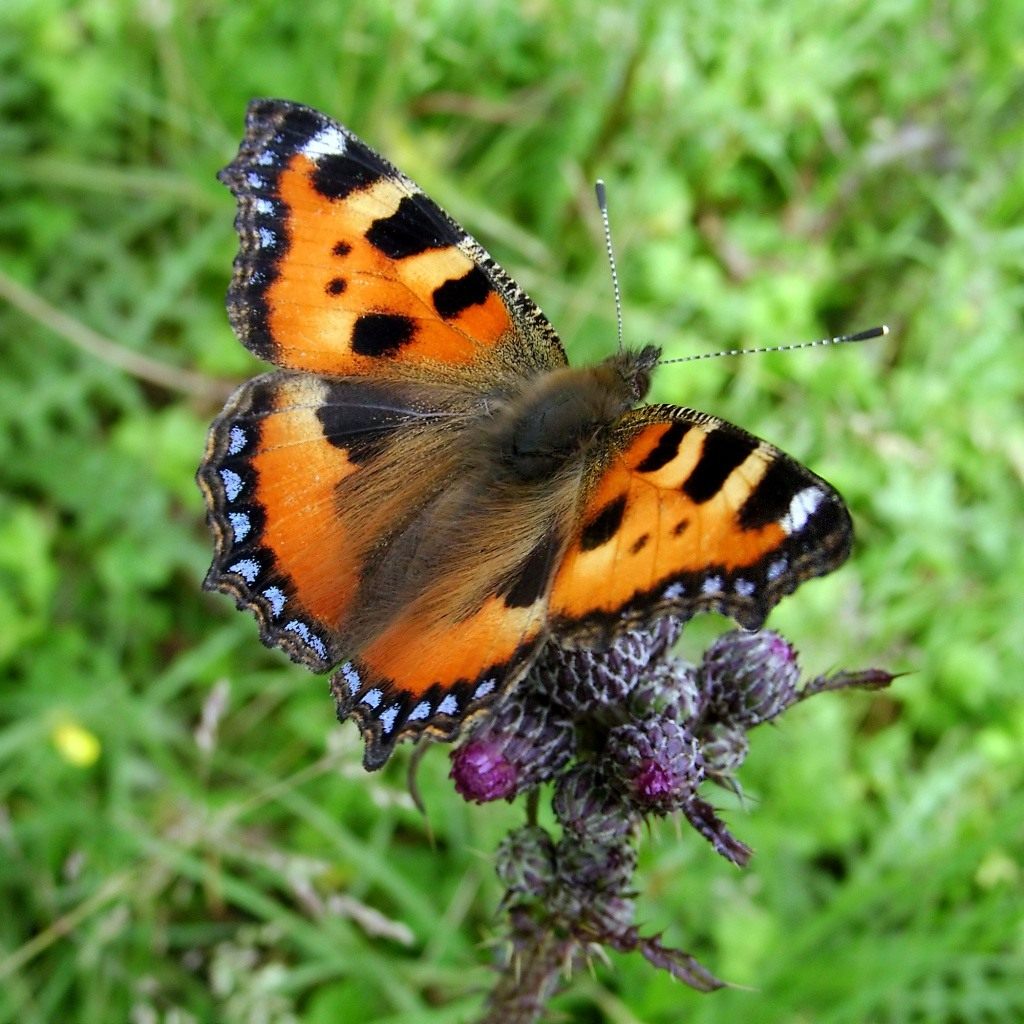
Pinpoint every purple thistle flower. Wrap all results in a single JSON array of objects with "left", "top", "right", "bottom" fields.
[
  {"left": 450, "top": 739, "right": 519, "bottom": 803},
  {"left": 450, "top": 681, "right": 575, "bottom": 803},
  {"left": 608, "top": 718, "right": 705, "bottom": 814},
  {"left": 448, "top": 619, "right": 893, "bottom": 1014}
]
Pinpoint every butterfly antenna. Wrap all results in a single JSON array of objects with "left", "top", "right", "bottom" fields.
[
  {"left": 658, "top": 324, "right": 889, "bottom": 365},
  {"left": 595, "top": 180, "right": 625, "bottom": 354}
]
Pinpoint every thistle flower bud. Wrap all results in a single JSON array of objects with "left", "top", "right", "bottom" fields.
[
  {"left": 700, "top": 629, "right": 800, "bottom": 727},
  {"left": 553, "top": 762, "right": 637, "bottom": 842},
  {"left": 450, "top": 739, "right": 519, "bottom": 802},
  {"left": 629, "top": 659, "right": 703, "bottom": 724},
  {"left": 496, "top": 825, "right": 556, "bottom": 900},
  {"left": 608, "top": 718, "right": 704, "bottom": 814},
  {"left": 699, "top": 721, "right": 750, "bottom": 778},
  {"left": 553, "top": 836, "right": 638, "bottom": 935},
  {"left": 533, "top": 618, "right": 684, "bottom": 714},
  {"left": 556, "top": 833, "right": 637, "bottom": 894},
  {"left": 450, "top": 690, "right": 575, "bottom": 803}
]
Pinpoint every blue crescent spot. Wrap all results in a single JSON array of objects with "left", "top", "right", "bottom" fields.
[
  {"left": 220, "top": 468, "right": 243, "bottom": 502},
  {"left": 228, "top": 512, "right": 251, "bottom": 543},
  {"left": 340, "top": 661, "right": 361, "bottom": 695},
  {"left": 408, "top": 701, "right": 431, "bottom": 722},
  {"left": 473, "top": 679, "right": 497, "bottom": 699},
  {"left": 228, "top": 558, "right": 260, "bottom": 584},
  {"left": 262, "top": 586, "right": 286, "bottom": 617}
]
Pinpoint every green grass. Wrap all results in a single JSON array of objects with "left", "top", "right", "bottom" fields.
[{"left": 2, "top": 0, "right": 1023, "bottom": 1020}]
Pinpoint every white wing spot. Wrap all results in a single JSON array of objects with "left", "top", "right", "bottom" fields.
[
  {"left": 701, "top": 575, "right": 723, "bottom": 595},
  {"left": 302, "top": 126, "right": 348, "bottom": 160},
  {"left": 254, "top": 198, "right": 274, "bottom": 214},
  {"left": 228, "top": 512, "right": 251, "bottom": 543},
  {"left": 408, "top": 701, "right": 431, "bottom": 722},
  {"left": 767, "top": 557, "right": 788, "bottom": 582},
  {"left": 262, "top": 586, "right": 286, "bottom": 617},
  {"left": 734, "top": 577, "right": 756, "bottom": 598},
  {"left": 473, "top": 679, "right": 496, "bottom": 700},
  {"left": 219, "top": 468, "right": 243, "bottom": 502},
  {"left": 437, "top": 695, "right": 458, "bottom": 716},
  {"left": 257, "top": 227, "right": 276, "bottom": 249},
  {"left": 379, "top": 704, "right": 401, "bottom": 734},
  {"left": 255, "top": 151, "right": 275, "bottom": 166},
  {"left": 228, "top": 426, "right": 246, "bottom": 455},
  {"left": 361, "top": 688, "right": 383, "bottom": 709},
  {"left": 228, "top": 558, "right": 260, "bottom": 584},
  {"left": 663, "top": 582, "right": 685, "bottom": 600},
  {"left": 246, "top": 173, "right": 265, "bottom": 189},
  {"left": 783, "top": 486, "right": 825, "bottom": 535}
]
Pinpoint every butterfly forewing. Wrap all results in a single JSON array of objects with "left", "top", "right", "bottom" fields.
[{"left": 218, "top": 99, "right": 566, "bottom": 379}]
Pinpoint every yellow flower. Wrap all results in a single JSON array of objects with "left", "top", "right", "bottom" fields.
[{"left": 52, "top": 721, "right": 101, "bottom": 767}]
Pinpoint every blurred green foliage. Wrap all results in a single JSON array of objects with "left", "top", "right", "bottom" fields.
[{"left": 1, "top": 0, "right": 1022, "bottom": 1021}]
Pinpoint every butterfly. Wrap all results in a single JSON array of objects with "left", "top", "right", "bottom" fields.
[{"left": 197, "top": 100, "right": 853, "bottom": 770}]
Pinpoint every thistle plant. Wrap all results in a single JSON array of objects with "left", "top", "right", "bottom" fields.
[{"left": 447, "top": 624, "right": 894, "bottom": 1023}]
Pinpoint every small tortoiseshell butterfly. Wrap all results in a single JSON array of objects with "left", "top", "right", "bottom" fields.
[{"left": 198, "top": 100, "right": 853, "bottom": 770}]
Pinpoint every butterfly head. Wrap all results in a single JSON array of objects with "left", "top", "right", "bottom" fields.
[{"left": 605, "top": 344, "right": 661, "bottom": 403}]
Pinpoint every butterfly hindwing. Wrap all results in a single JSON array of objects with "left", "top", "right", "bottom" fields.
[
  {"left": 325, "top": 434, "right": 578, "bottom": 768},
  {"left": 548, "top": 405, "right": 853, "bottom": 642},
  {"left": 200, "top": 366, "right": 563, "bottom": 768},
  {"left": 331, "top": 596, "right": 549, "bottom": 770},
  {"left": 218, "top": 99, "right": 567, "bottom": 379},
  {"left": 198, "top": 371, "right": 477, "bottom": 672}
]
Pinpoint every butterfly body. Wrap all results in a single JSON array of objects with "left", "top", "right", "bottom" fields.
[{"left": 199, "top": 100, "right": 853, "bottom": 769}]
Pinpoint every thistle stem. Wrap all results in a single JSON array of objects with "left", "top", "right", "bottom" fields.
[{"left": 477, "top": 913, "right": 575, "bottom": 1024}]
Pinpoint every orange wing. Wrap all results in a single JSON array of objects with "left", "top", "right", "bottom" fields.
[
  {"left": 548, "top": 405, "right": 853, "bottom": 641},
  {"left": 197, "top": 371, "right": 471, "bottom": 673},
  {"left": 331, "top": 593, "right": 549, "bottom": 771},
  {"left": 219, "top": 99, "right": 566, "bottom": 379}
]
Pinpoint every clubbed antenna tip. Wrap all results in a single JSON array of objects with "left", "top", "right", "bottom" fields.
[{"left": 659, "top": 324, "right": 890, "bottom": 366}]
